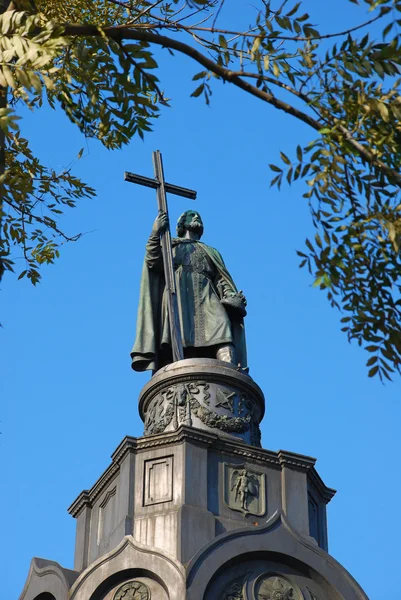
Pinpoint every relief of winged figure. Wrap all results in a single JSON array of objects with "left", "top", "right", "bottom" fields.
[{"left": 230, "top": 469, "right": 259, "bottom": 512}]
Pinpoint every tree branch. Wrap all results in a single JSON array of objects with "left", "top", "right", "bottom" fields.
[
  {"left": 229, "top": 70, "right": 310, "bottom": 102},
  {"left": 0, "top": 0, "right": 18, "bottom": 281},
  {"left": 59, "top": 23, "right": 401, "bottom": 186},
  {"left": 128, "top": 11, "right": 383, "bottom": 41},
  {"left": 4, "top": 198, "right": 83, "bottom": 242},
  {"left": 63, "top": 23, "right": 324, "bottom": 132}
]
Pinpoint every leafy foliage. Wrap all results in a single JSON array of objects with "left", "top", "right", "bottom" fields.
[{"left": 1, "top": 0, "right": 401, "bottom": 379}]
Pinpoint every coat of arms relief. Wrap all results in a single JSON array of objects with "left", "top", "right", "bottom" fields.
[{"left": 223, "top": 463, "right": 266, "bottom": 516}]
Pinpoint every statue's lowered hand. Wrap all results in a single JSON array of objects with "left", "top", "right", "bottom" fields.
[
  {"left": 221, "top": 291, "right": 247, "bottom": 317},
  {"left": 237, "top": 290, "right": 247, "bottom": 306},
  {"left": 152, "top": 212, "right": 169, "bottom": 235}
]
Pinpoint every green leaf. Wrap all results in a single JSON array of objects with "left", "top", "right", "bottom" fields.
[
  {"left": 193, "top": 71, "right": 207, "bottom": 81},
  {"left": 190, "top": 84, "right": 204, "bottom": 98},
  {"left": 269, "top": 164, "right": 282, "bottom": 172},
  {"left": 280, "top": 151, "right": 291, "bottom": 165},
  {"left": 383, "top": 21, "right": 394, "bottom": 39}
]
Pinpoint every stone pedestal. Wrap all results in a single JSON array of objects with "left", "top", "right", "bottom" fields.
[
  {"left": 139, "top": 359, "right": 264, "bottom": 446},
  {"left": 19, "top": 360, "right": 369, "bottom": 600}
]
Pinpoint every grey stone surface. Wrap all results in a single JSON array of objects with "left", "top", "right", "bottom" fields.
[
  {"left": 186, "top": 511, "right": 369, "bottom": 600},
  {"left": 139, "top": 359, "right": 265, "bottom": 446},
  {"left": 19, "top": 366, "right": 369, "bottom": 600},
  {"left": 66, "top": 427, "right": 335, "bottom": 571},
  {"left": 19, "top": 426, "right": 367, "bottom": 599},
  {"left": 18, "top": 558, "right": 78, "bottom": 600},
  {"left": 69, "top": 536, "right": 185, "bottom": 600}
]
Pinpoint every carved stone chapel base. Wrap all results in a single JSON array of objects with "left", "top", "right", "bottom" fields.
[{"left": 19, "top": 364, "right": 368, "bottom": 600}]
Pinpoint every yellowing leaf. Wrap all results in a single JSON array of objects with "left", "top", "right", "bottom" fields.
[
  {"left": 272, "top": 62, "right": 280, "bottom": 77},
  {"left": 378, "top": 101, "right": 389, "bottom": 122}
]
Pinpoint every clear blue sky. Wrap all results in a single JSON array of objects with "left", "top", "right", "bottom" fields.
[{"left": 2, "top": 2, "right": 400, "bottom": 599}]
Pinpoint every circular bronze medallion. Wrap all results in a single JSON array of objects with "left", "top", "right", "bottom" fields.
[
  {"left": 256, "top": 575, "right": 299, "bottom": 600},
  {"left": 114, "top": 580, "right": 150, "bottom": 600}
]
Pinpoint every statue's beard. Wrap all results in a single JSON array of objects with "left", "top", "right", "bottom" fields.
[{"left": 187, "top": 219, "right": 203, "bottom": 234}]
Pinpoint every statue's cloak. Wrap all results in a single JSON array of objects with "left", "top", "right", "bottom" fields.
[{"left": 131, "top": 240, "right": 247, "bottom": 372}]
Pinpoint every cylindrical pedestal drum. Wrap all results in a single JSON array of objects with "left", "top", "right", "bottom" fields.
[{"left": 138, "top": 358, "right": 265, "bottom": 446}]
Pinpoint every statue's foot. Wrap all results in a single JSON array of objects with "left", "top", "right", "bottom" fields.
[{"left": 216, "top": 343, "right": 236, "bottom": 364}]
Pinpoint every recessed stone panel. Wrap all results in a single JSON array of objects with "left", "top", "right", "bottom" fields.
[
  {"left": 143, "top": 455, "right": 174, "bottom": 506},
  {"left": 97, "top": 486, "right": 117, "bottom": 546}
]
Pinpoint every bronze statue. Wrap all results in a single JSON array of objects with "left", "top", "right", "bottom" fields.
[{"left": 131, "top": 210, "right": 247, "bottom": 372}]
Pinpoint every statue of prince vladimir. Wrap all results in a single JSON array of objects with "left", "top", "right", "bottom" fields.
[{"left": 131, "top": 210, "right": 247, "bottom": 372}]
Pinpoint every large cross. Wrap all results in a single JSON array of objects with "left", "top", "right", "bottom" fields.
[{"left": 124, "top": 150, "right": 197, "bottom": 364}]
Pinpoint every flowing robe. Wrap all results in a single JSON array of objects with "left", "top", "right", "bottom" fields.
[{"left": 131, "top": 233, "right": 247, "bottom": 372}]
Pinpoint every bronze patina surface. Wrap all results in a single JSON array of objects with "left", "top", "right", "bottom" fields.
[{"left": 131, "top": 209, "right": 247, "bottom": 372}]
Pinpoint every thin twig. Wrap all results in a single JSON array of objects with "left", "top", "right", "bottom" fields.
[
  {"left": 212, "top": 0, "right": 225, "bottom": 30},
  {"left": 132, "top": 12, "right": 383, "bottom": 42},
  {"left": 58, "top": 23, "right": 401, "bottom": 187},
  {"left": 104, "top": 0, "right": 131, "bottom": 9},
  {"left": 4, "top": 198, "right": 83, "bottom": 241},
  {"left": 129, "top": 0, "right": 164, "bottom": 24},
  {"left": 229, "top": 71, "right": 310, "bottom": 102}
]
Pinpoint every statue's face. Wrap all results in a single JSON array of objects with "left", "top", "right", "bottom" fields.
[{"left": 184, "top": 210, "right": 203, "bottom": 234}]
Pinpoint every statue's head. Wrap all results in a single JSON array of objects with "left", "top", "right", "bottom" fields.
[{"left": 177, "top": 210, "right": 204, "bottom": 239}]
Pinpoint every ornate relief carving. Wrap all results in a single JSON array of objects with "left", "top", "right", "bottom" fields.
[
  {"left": 143, "top": 376, "right": 262, "bottom": 447},
  {"left": 220, "top": 575, "right": 246, "bottom": 599},
  {"left": 187, "top": 382, "right": 252, "bottom": 432},
  {"left": 144, "top": 388, "right": 175, "bottom": 435},
  {"left": 190, "top": 396, "right": 251, "bottom": 432},
  {"left": 256, "top": 575, "right": 299, "bottom": 600},
  {"left": 144, "top": 381, "right": 256, "bottom": 435},
  {"left": 216, "top": 387, "right": 236, "bottom": 411},
  {"left": 114, "top": 580, "right": 150, "bottom": 600},
  {"left": 224, "top": 463, "right": 266, "bottom": 516}
]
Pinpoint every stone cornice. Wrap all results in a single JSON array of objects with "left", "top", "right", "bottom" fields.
[
  {"left": 68, "top": 490, "right": 91, "bottom": 518},
  {"left": 213, "top": 435, "right": 281, "bottom": 468},
  {"left": 110, "top": 435, "right": 138, "bottom": 464},
  {"left": 68, "top": 427, "right": 335, "bottom": 518},
  {"left": 278, "top": 449, "right": 316, "bottom": 472},
  {"left": 307, "top": 465, "right": 337, "bottom": 503},
  {"left": 137, "top": 425, "right": 219, "bottom": 450}
]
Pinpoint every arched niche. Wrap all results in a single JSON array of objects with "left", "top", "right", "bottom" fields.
[
  {"left": 69, "top": 536, "right": 185, "bottom": 600},
  {"left": 203, "top": 551, "right": 342, "bottom": 600},
  {"left": 87, "top": 567, "right": 169, "bottom": 600}
]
